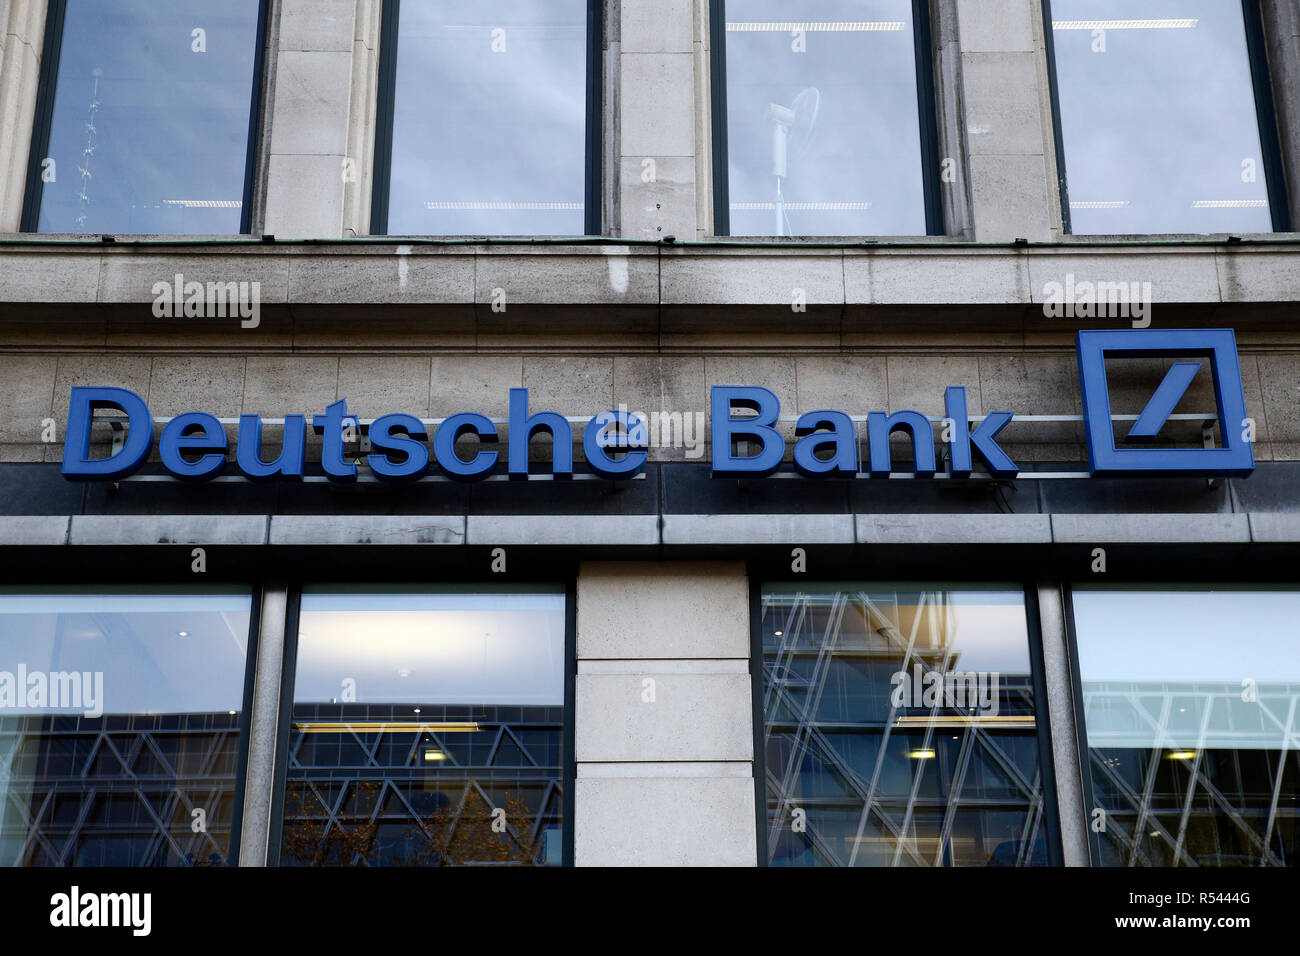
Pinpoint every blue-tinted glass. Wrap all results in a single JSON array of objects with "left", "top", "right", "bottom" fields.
[
  {"left": 32, "top": 0, "right": 261, "bottom": 234},
  {"left": 724, "top": 0, "right": 927, "bottom": 236},
  {"left": 761, "top": 584, "right": 1049, "bottom": 866},
  {"left": 281, "top": 586, "right": 566, "bottom": 866},
  {"left": 0, "top": 587, "right": 252, "bottom": 867},
  {"left": 1049, "top": 0, "right": 1273, "bottom": 234},
  {"left": 1073, "top": 587, "right": 1300, "bottom": 866},
  {"left": 385, "top": 0, "right": 588, "bottom": 236}
]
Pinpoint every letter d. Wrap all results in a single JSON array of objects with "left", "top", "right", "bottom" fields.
[{"left": 62, "top": 387, "right": 153, "bottom": 480}]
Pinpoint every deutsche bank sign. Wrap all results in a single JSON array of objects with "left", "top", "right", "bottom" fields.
[
  {"left": 62, "top": 329, "right": 1254, "bottom": 484},
  {"left": 1076, "top": 328, "right": 1254, "bottom": 477}
]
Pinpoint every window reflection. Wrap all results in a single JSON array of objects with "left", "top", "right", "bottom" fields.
[
  {"left": 722, "top": 0, "right": 929, "bottom": 236},
  {"left": 760, "top": 584, "right": 1049, "bottom": 866},
  {"left": 280, "top": 587, "right": 567, "bottom": 866},
  {"left": 1048, "top": 0, "right": 1275, "bottom": 234},
  {"left": 29, "top": 0, "right": 263, "bottom": 234},
  {"left": 1074, "top": 587, "right": 1300, "bottom": 866},
  {"left": 0, "top": 587, "right": 252, "bottom": 866},
  {"left": 381, "top": 0, "right": 590, "bottom": 236}
]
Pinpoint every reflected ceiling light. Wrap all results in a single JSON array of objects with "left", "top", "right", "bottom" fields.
[
  {"left": 228, "top": 710, "right": 236, "bottom": 715},
  {"left": 1052, "top": 18, "right": 1197, "bottom": 30},
  {"left": 731, "top": 201, "right": 871, "bottom": 211},
  {"left": 1069, "top": 200, "right": 1129, "bottom": 209},
  {"left": 907, "top": 748, "right": 936, "bottom": 759},
  {"left": 423, "top": 750, "right": 447, "bottom": 762},
  {"left": 177, "top": 631, "right": 188, "bottom": 638},
  {"left": 774, "top": 630, "right": 783, "bottom": 637},
  {"left": 1192, "top": 199, "right": 1267, "bottom": 208},
  {"left": 1167, "top": 749, "right": 1197, "bottom": 760},
  {"left": 423, "top": 201, "right": 582, "bottom": 210},
  {"left": 295, "top": 721, "right": 480, "bottom": 734},
  {"left": 895, "top": 715, "right": 1035, "bottom": 729},
  {"left": 163, "top": 199, "right": 243, "bottom": 208},
  {"left": 728, "top": 21, "right": 905, "bottom": 32}
]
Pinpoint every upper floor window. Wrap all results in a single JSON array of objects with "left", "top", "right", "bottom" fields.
[
  {"left": 21, "top": 0, "right": 267, "bottom": 235},
  {"left": 1046, "top": 0, "right": 1290, "bottom": 234},
  {"left": 371, "top": 0, "right": 600, "bottom": 237},
  {"left": 711, "top": 0, "right": 942, "bottom": 237}
]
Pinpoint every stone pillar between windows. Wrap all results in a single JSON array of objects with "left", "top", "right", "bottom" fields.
[
  {"left": 574, "top": 561, "right": 757, "bottom": 866},
  {"left": 956, "top": 0, "right": 1060, "bottom": 241},
  {"left": 0, "top": 0, "right": 48, "bottom": 232},
  {"left": 263, "top": 0, "right": 381, "bottom": 239}
]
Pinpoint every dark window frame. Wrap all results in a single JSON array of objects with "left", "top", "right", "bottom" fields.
[
  {"left": 18, "top": 0, "right": 272, "bottom": 236},
  {"left": 708, "top": 0, "right": 945, "bottom": 238},
  {"left": 748, "top": 573, "right": 1064, "bottom": 867},
  {"left": 370, "top": 0, "right": 604, "bottom": 237},
  {"left": 266, "top": 580, "right": 578, "bottom": 868},
  {"left": 1041, "top": 0, "right": 1292, "bottom": 236}
]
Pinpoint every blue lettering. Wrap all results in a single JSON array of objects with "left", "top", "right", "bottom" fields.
[
  {"left": 61, "top": 387, "right": 153, "bottom": 481},
  {"left": 711, "top": 386, "right": 784, "bottom": 478}
]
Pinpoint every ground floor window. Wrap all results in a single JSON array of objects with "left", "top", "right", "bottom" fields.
[
  {"left": 759, "top": 583, "right": 1051, "bottom": 866},
  {"left": 1072, "top": 586, "right": 1300, "bottom": 867},
  {"left": 0, "top": 587, "right": 254, "bottom": 866},
  {"left": 277, "top": 585, "right": 568, "bottom": 866}
]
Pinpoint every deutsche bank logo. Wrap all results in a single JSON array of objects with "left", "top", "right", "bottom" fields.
[{"left": 1076, "top": 329, "right": 1254, "bottom": 477}]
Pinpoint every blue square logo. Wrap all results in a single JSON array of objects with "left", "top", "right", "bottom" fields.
[{"left": 1076, "top": 329, "right": 1255, "bottom": 477}]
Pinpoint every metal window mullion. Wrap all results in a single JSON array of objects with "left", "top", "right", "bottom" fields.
[
  {"left": 1036, "top": 580, "right": 1090, "bottom": 865},
  {"left": 237, "top": 583, "right": 290, "bottom": 866}
]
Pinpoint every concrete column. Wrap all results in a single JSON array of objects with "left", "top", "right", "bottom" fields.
[
  {"left": 0, "top": 0, "right": 47, "bottom": 231},
  {"left": 574, "top": 561, "right": 757, "bottom": 866},
  {"left": 342, "top": 0, "right": 381, "bottom": 237},
  {"left": 1036, "top": 580, "right": 1091, "bottom": 866},
  {"left": 956, "top": 0, "right": 1061, "bottom": 241},
  {"left": 613, "top": 0, "right": 700, "bottom": 240},
  {"left": 238, "top": 585, "right": 289, "bottom": 867},
  {"left": 263, "top": 0, "right": 377, "bottom": 238},
  {"left": 1260, "top": 0, "right": 1300, "bottom": 230}
]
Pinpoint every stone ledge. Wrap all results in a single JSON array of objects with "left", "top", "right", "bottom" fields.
[
  {"left": 267, "top": 514, "right": 464, "bottom": 545},
  {"left": 67, "top": 514, "right": 269, "bottom": 545},
  {"left": 1050, "top": 513, "right": 1251, "bottom": 544},
  {"left": 856, "top": 513, "right": 1051, "bottom": 544}
]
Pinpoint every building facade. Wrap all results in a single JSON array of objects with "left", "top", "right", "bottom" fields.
[{"left": 0, "top": 0, "right": 1297, "bottom": 868}]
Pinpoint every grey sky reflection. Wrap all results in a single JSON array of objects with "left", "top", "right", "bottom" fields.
[
  {"left": 1073, "top": 588, "right": 1300, "bottom": 750},
  {"left": 293, "top": 591, "right": 565, "bottom": 706},
  {"left": 1051, "top": 0, "right": 1273, "bottom": 234},
  {"left": 0, "top": 590, "right": 251, "bottom": 714},
  {"left": 36, "top": 0, "right": 259, "bottom": 234},
  {"left": 386, "top": 0, "right": 587, "bottom": 236},
  {"left": 724, "top": 0, "right": 925, "bottom": 236}
]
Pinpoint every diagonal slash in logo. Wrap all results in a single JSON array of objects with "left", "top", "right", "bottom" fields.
[{"left": 1126, "top": 361, "right": 1201, "bottom": 443}]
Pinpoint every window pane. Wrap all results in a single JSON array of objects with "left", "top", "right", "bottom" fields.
[
  {"left": 0, "top": 587, "right": 253, "bottom": 867},
  {"left": 760, "top": 584, "right": 1049, "bottom": 866},
  {"left": 723, "top": 0, "right": 927, "bottom": 236},
  {"left": 33, "top": 0, "right": 261, "bottom": 234},
  {"left": 384, "top": 0, "right": 588, "bottom": 236},
  {"left": 281, "top": 586, "right": 567, "bottom": 866},
  {"left": 1049, "top": 0, "right": 1273, "bottom": 234},
  {"left": 1073, "top": 587, "right": 1300, "bottom": 867}
]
